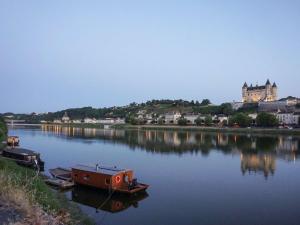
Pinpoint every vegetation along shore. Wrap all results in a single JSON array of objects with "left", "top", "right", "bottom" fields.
[{"left": 0, "top": 118, "right": 93, "bottom": 225}]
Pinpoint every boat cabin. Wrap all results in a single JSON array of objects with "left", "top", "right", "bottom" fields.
[
  {"left": 2, "top": 148, "right": 44, "bottom": 170},
  {"left": 71, "top": 164, "right": 148, "bottom": 194},
  {"left": 7, "top": 136, "right": 20, "bottom": 146}
]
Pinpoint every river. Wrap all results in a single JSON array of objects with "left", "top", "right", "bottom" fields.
[{"left": 8, "top": 125, "right": 300, "bottom": 225}]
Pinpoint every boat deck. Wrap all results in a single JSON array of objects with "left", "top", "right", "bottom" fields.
[
  {"left": 45, "top": 178, "right": 75, "bottom": 189},
  {"left": 49, "top": 167, "right": 72, "bottom": 181}
]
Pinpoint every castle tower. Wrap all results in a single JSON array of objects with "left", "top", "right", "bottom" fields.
[
  {"left": 265, "top": 79, "right": 272, "bottom": 101},
  {"left": 242, "top": 82, "right": 248, "bottom": 102},
  {"left": 272, "top": 82, "right": 278, "bottom": 101}
]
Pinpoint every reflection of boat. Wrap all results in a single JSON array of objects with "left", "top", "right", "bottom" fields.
[
  {"left": 6, "top": 136, "right": 20, "bottom": 146},
  {"left": 72, "top": 164, "right": 149, "bottom": 194},
  {"left": 72, "top": 185, "right": 149, "bottom": 213},
  {"left": 1, "top": 148, "right": 45, "bottom": 171}
]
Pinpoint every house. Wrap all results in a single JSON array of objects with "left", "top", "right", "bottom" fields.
[
  {"left": 53, "top": 119, "right": 62, "bottom": 124},
  {"left": 62, "top": 112, "right": 70, "bottom": 123},
  {"left": 84, "top": 118, "right": 97, "bottom": 124},
  {"left": 276, "top": 112, "right": 299, "bottom": 125},
  {"left": 164, "top": 112, "right": 181, "bottom": 124},
  {"left": 72, "top": 119, "right": 82, "bottom": 124},
  {"left": 184, "top": 114, "right": 199, "bottom": 125}
]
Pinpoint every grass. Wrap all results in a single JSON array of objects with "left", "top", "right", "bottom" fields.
[{"left": 0, "top": 158, "right": 93, "bottom": 225}]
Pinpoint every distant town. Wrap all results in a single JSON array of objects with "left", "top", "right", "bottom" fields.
[{"left": 2, "top": 79, "right": 300, "bottom": 128}]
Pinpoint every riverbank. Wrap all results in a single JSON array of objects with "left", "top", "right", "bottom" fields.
[
  {"left": 0, "top": 157, "right": 93, "bottom": 225},
  {"left": 113, "top": 124, "right": 300, "bottom": 135}
]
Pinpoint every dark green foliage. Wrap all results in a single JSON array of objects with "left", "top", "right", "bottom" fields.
[
  {"left": 195, "top": 117, "right": 204, "bottom": 126},
  {"left": 229, "top": 113, "right": 252, "bottom": 127},
  {"left": 178, "top": 118, "right": 188, "bottom": 126},
  {"left": 204, "top": 115, "right": 213, "bottom": 126},
  {"left": 192, "top": 103, "right": 234, "bottom": 116},
  {"left": 237, "top": 103, "right": 258, "bottom": 114},
  {"left": 0, "top": 117, "right": 8, "bottom": 142},
  {"left": 200, "top": 99, "right": 211, "bottom": 106},
  {"left": 256, "top": 112, "right": 279, "bottom": 127}
]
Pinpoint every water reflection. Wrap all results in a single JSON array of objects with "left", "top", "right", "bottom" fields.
[
  {"left": 72, "top": 186, "right": 148, "bottom": 213},
  {"left": 39, "top": 125, "right": 300, "bottom": 178},
  {"left": 241, "top": 153, "right": 276, "bottom": 178}
]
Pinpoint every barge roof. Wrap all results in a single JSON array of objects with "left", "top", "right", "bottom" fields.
[
  {"left": 72, "top": 164, "right": 129, "bottom": 176},
  {"left": 3, "top": 148, "right": 38, "bottom": 156}
]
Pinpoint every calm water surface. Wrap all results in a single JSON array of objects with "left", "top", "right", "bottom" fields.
[{"left": 8, "top": 125, "right": 300, "bottom": 225}]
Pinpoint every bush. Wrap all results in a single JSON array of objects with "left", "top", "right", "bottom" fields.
[
  {"left": 0, "top": 117, "right": 8, "bottom": 142},
  {"left": 229, "top": 113, "right": 252, "bottom": 127},
  {"left": 195, "top": 117, "right": 203, "bottom": 126},
  {"left": 178, "top": 118, "right": 188, "bottom": 126},
  {"left": 256, "top": 112, "right": 279, "bottom": 127},
  {"left": 204, "top": 115, "right": 213, "bottom": 126}
]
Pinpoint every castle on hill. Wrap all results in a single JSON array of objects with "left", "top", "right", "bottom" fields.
[{"left": 242, "top": 79, "right": 278, "bottom": 103}]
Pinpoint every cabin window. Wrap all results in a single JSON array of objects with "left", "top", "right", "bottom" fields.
[
  {"left": 83, "top": 175, "right": 90, "bottom": 181},
  {"left": 105, "top": 178, "right": 111, "bottom": 185},
  {"left": 74, "top": 174, "right": 78, "bottom": 178}
]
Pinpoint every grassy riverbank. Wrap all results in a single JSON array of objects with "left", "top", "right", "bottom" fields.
[
  {"left": 113, "top": 124, "right": 300, "bottom": 135},
  {"left": 0, "top": 157, "right": 93, "bottom": 225}
]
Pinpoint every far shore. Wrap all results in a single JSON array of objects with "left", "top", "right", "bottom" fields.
[
  {"left": 113, "top": 124, "right": 300, "bottom": 135},
  {"left": 9, "top": 123, "right": 300, "bottom": 135}
]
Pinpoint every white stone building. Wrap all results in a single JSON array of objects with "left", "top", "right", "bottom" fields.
[
  {"left": 164, "top": 112, "right": 181, "bottom": 124},
  {"left": 276, "top": 113, "right": 299, "bottom": 125},
  {"left": 184, "top": 114, "right": 199, "bottom": 125}
]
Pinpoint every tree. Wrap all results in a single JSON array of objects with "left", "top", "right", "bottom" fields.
[
  {"left": 178, "top": 117, "right": 188, "bottom": 126},
  {"left": 200, "top": 99, "right": 211, "bottom": 106},
  {"left": 256, "top": 112, "right": 279, "bottom": 127},
  {"left": 0, "top": 117, "right": 8, "bottom": 141},
  {"left": 204, "top": 115, "right": 213, "bottom": 126},
  {"left": 158, "top": 117, "right": 165, "bottom": 125},
  {"left": 229, "top": 113, "right": 252, "bottom": 127},
  {"left": 220, "top": 103, "right": 234, "bottom": 115},
  {"left": 195, "top": 117, "right": 203, "bottom": 126}
]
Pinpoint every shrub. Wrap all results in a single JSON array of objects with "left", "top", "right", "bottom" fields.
[
  {"left": 229, "top": 113, "right": 252, "bottom": 127},
  {"left": 256, "top": 112, "right": 279, "bottom": 127},
  {"left": 204, "top": 115, "right": 213, "bottom": 126},
  {"left": 178, "top": 118, "right": 188, "bottom": 126}
]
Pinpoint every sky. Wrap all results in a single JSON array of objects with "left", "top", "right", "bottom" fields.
[{"left": 0, "top": 0, "right": 300, "bottom": 113}]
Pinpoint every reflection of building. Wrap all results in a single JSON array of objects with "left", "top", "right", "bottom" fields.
[
  {"left": 242, "top": 79, "right": 277, "bottom": 103},
  {"left": 241, "top": 153, "right": 276, "bottom": 178}
]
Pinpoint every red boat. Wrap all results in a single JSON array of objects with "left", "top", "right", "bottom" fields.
[{"left": 71, "top": 164, "right": 149, "bottom": 194}]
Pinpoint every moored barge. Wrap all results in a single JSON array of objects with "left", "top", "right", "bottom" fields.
[
  {"left": 71, "top": 164, "right": 149, "bottom": 194},
  {"left": 2, "top": 148, "right": 45, "bottom": 171}
]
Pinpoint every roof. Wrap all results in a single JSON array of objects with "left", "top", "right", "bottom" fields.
[
  {"left": 247, "top": 85, "right": 266, "bottom": 91},
  {"left": 72, "top": 164, "right": 129, "bottom": 176},
  {"left": 266, "top": 79, "right": 271, "bottom": 85},
  {"left": 3, "top": 148, "right": 38, "bottom": 156}
]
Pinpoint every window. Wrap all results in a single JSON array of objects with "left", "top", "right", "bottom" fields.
[
  {"left": 105, "top": 178, "right": 111, "bottom": 185},
  {"left": 83, "top": 175, "right": 90, "bottom": 181}
]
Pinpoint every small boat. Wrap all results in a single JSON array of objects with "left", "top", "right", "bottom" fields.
[
  {"left": 49, "top": 167, "right": 72, "bottom": 181},
  {"left": 45, "top": 178, "right": 74, "bottom": 190},
  {"left": 71, "top": 164, "right": 149, "bottom": 194},
  {"left": 6, "top": 136, "right": 20, "bottom": 146},
  {"left": 1, "top": 148, "right": 45, "bottom": 171}
]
